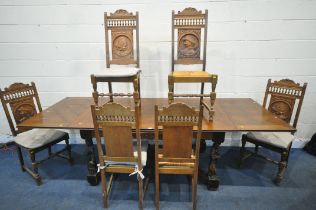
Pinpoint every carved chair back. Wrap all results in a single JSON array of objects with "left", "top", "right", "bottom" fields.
[
  {"left": 0, "top": 82, "right": 42, "bottom": 136},
  {"left": 172, "top": 7, "right": 208, "bottom": 71},
  {"left": 154, "top": 103, "right": 203, "bottom": 162},
  {"left": 91, "top": 102, "right": 141, "bottom": 165},
  {"left": 104, "top": 9, "right": 140, "bottom": 68},
  {"left": 263, "top": 79, "right": 307, "bottom": 129}
]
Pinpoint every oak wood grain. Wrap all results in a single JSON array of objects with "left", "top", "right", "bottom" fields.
[{"left": 17, "top": 97, "right": 295, "bottom": 132}]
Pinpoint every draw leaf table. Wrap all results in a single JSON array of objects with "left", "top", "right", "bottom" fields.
[{"left": 17, "top": 97, "right": 295, "bottom": 190}]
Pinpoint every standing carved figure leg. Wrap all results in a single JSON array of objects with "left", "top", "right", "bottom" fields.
[
  {"left": 274, "top": 151, "right": 288, "bottom": 185},
  {"left": 207, "top": 132, "right": 225, "bottom": 191},
  {"left": 80, "top": 130, "right": 100, "bottom": 186}
]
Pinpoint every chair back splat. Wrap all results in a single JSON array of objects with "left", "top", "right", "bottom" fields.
[
  {"left": 263, "top": 79, "right": 307, "bottom": 129},
  {"left": 0, "top": 82, "right": 41, "bottom": 136}
]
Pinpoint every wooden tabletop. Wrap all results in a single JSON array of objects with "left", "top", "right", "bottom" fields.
[{"left": 17, "top": 97, "right": 295, "bottom": 132}]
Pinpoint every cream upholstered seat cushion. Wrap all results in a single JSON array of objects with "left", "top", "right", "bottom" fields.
[
  {"left": 14, "top": 129, "right": 67, "bottom": 149},
  {"left": 246, "top": 132, "right": 295, "bottom": 149},
  {"left": 101, "top": 67, "right": 141, "bottom": 77},
  {"left": 104, "top": 150, "right": 147, "bottom": 167}
]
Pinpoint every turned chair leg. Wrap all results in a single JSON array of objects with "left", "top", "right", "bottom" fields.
[
  {"left": 239, "top": 138, "right": 247, "bottom": 167},
  {"left": 155, "top": 171, "right": 159, "bottom": 210},
  {"left": 16, "top": 145, "right": 25, "bottom": 172},
  {"left": 138, "top": 177, "right": 143, "bottom": 210},
  {"left": 168, "top": 75, "right": 174, "bottom": 104},
  {"left": 254, "top": 145, "right": 259, "bottom": 154},
  {"left": 274, "top": 151, "right": 288, "bottom": 185},
  {"left": 192, "top": 174, "right": 198, "bottom": 210},
  {"left": 65, "top": 139, "right": 73, "bottom": 165},
  {"left": 100, "top": 169, "right": 108, "bottom": 208},
  {"left": 30, "top": 151, "right": 42, "bottom": 185}
]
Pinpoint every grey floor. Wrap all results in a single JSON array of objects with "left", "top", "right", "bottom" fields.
[{"left": 0, "top": 144, "right": 316, "bottom": 210}]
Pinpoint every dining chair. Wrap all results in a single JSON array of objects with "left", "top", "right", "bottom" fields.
[
  {"left": 154, "top": 102, "right": 203, "bottom": 210},
  {"left": 239, "top": 79, "right": 307, "bottom": 185},
  {"left": 91, "top": 102, "right": 147, "bottom": 209},
  {"left": 0, "top": 82, "right": 73, "bottom": 185},
  {"left": 168, "top": 7, "right": 218, "bottom": 121},
  {"left": 91, "top": 9, "right": 141, "bottom": 107}
]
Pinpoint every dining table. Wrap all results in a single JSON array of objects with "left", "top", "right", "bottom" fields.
[{"left": 17, "top": 97, "right": 295, "bottom": 190}]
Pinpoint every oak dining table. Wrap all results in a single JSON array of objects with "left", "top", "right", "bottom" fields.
[{"left": 17, "top": 97, "right": 295, "bottom": 190}]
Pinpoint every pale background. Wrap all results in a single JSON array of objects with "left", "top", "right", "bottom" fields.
[{"left": 0, "top": 0, "right": 315, "bottom": 147}]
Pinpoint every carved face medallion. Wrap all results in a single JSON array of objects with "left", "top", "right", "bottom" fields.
[
  {"left": 111, "top": 30, "right": 134, "bottom": 60},
  {"left": 178, "top": 29, "right": 200, "bottom": 59},
  {"left": 11, "top": 98, "right": 37, "bottom": 124}
]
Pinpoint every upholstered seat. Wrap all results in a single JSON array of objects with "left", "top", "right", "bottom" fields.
[
  {"left": 246, "top": 132, "right": 294, "bottom": 149},
  {"left": 103, "top": 151, "right": 147, "bottom": 167},
  {"left": 15, "top": 129, "right": 68, "bottom": 149},
  {"left": 101, "top": 67, "right": 141, "bottom": 77}
]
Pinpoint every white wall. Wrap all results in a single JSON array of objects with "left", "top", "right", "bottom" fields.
[{"left": 0, "top": 0, "right": 315, "bottom": 146}]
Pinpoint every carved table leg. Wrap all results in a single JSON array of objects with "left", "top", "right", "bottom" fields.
[
  {"left": 207, "top": 132, "right": 225, "bottom": 191},
  {"left": 80, "top": 130, "right": 100, "bottom": 186}
]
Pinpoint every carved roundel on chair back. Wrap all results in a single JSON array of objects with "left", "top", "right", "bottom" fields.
[
  {"left": 111, "top": 29, "right": 134, "bottom": 60},
  {"left": 178, "top": 29, "right": 201, "bottom": 59},
  {"left": 10, "top": 98, "right": 37, "bottom": 124},
  {"left": 268, "top": 95, "right": 295, "bottom": 123},
  {"left": 173, "top": 7, "right": 207, "bottom": 65}
]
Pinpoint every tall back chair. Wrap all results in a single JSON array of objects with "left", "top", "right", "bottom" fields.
[
  {"left": 91, "top": 102, "right": 146, "bottom": 209},
  {"left": 169, "top": 7, "right": 218, "bottom": 121},
  {"left": 91, "top": 9, "right": 141, "bottom": 106},
  {"left": 0, "top": 82, "right": 72, "bottom": 185},
  {"left": 154, "top": 103, "right": 203, "bottom": 210},
  {"left": 239, "top": 79, "right": 307, "bottom": 185}
]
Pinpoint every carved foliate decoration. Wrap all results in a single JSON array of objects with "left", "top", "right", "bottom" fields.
[
  {"left": 110, "top": 9, "right": 133, "bottom": 17},
  {"left": 111, "top": 29, "right": 134, "bottom": 60},
  {"left": 178, "top": 7, "right": 202, "bottom": 15},
  {"left": 10, "top": 97, "right": 37, "bottom": 124},
  {"left": 268, "top": 95, "right": 295, "bottom": 123},
  {"left": 178, "top": 29, "right": 201, "bottom": 59}
]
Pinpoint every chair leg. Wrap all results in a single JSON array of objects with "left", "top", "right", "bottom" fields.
[
  {"left": 192, "top": 174, "right": 198, "bottom": 210},
  {"left": 274, "top": 151, "right": 288, "bottom": 185},
  {"left": 108, "top": 82, "right": 113, "bottom": 102},
  {"left": 138, "top": 176, "right": 143, "bottom": 210},
  {"left": 168, "top": 75, "right": 174, "bottom": 104},
  {"left": 100, "top": 169, "right": 108, "bottom": 208},
  {"left": 254, "top": 144, "right": 259, "bottom": 154},
  {"left": 239, "top": 137, "right": 247, "bottom": 167},
  {"left": 30, "top": 151, "right": 42, "bottom": 185},
  {"left": 16, "top": 145, "right": 25, "bottom": 172},
  {"left": 155, "top": 170, "right": 159, "bottom": 210},
  {"left": 65, "top": 139, "right": 73, "bottom": 165}
]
